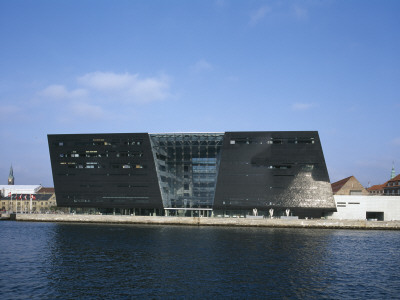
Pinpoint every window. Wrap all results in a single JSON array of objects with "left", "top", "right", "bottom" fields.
[
  {"left": 350, "top": 190, "right": 362, "bottom": 195},
  {"left": 302, "top": 165, "right": 314, "bottom": 171},
  {"left": 86, "top": 162, "right": 99, "bottom": 169},
  {"left": 272, "top": 139, "right": 283, "bottom": 144},
  {"left": 268, "top": 165, "right": 291, "bottom": 169},
  {"left": 297, "top": 138, "right": 314, "bottom": 144}
]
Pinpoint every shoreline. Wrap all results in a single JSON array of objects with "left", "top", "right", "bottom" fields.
[{"left": 8, "top": 213, "right": 400, "bottom": 230}]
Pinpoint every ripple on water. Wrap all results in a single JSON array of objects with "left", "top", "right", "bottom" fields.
[{"left": 1, "top": 222, "right": 400, "bottom": 299}]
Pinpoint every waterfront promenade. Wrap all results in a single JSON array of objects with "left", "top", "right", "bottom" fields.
[{"left": 10, "top": 213, "right": 400, "bottom": 230}]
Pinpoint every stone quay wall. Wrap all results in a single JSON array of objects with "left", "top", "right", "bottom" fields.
[{"left": 11, "top": 214, "right": 400, "bottom": 230}]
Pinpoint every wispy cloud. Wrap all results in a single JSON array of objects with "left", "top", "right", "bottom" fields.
[
  {"left": 191, "top": 59, "right": 213, "bottom": 73},
  {"left": 78, "top": 72, "right": 171, "bottom": 103},
  {"left": 291, "top": 102, "right": 314, "bottom": 111},
  {"left": 78, "top": 73, "right": 133, "bottom": 90},
  {"left": 37, "top": 71, "right": 173, "bottom": 122},
  {"left": 40, "top": 84, "right": 87, "bottom": 99},
  {"left": 249, "top": 6, "right": 271, "bottom": 25},
  {"left": 40, "top": 71, "right": 172, "bottom": 104}
]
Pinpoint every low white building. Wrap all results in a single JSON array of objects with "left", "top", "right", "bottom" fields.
[
  {"left": 327, "top": 195, "right": 400, "bottom": 221},
  {"left": 0, "top": 185, "right": 43, "bottom": 197}
]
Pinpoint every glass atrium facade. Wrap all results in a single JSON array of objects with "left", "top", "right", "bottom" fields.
[{"left": 149, "top": 133, "right": 224, "bottom": 209}]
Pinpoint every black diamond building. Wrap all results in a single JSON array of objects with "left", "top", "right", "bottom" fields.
[{"left": 48, "top": 131, "right": 336, "bottom": 218}]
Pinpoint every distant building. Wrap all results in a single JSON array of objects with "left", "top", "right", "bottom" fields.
[
  {"left": 331, "top": 176, "right": 369, "bottom": 195},
  {"left": 0, "top": 186, "right": 57, "bottom": 213},
  {"left": 0, "top": 169, "right": 57, "bottom": 213},
  {"left": 0, "top": 185, "right": 43, "bottom": 197},
  {"left": 383, "top": 174, "right": 400, "bottom": 196},
  {"left": 8, "top": 165, "right": 14, "bottom": 185},
  {"left": 367, "top": 164, "right": 399, "bottom": 196},
  {"left": 367, "top": 183, "right": 385, "bottom": 195}
]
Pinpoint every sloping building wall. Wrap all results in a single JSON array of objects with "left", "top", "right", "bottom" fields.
[
  {"left": 48, "top": 133, "right": 163, "bottom": 210},
  {"left": 214, "top": 131, "right": 335, "bottom": 217}
]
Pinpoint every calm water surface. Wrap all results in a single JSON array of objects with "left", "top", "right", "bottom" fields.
[{"left": 0, "top": 221, "right": 399, "bottom": 299}]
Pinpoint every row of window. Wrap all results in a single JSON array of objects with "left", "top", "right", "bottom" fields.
[
  {"left": 79, "top": 184, "right": 149, "bottom": 188},
  {"left": 387, "top": 181, "right": 400, "bottom": 187},
  {"left": 2, "top": 202, "right": 55, "bottom": 208},
  {"left": 57, "top": 173, "right": 147, "bottom": 176},
  {"left": 385, "top": 189, "right": 400, "bottom": 194},
  {"left": 59, "top": 151, "right": 144, "bottom": 158},
  {"left": 230, "top": 138, "right": 315, "bottom": 145},
  {"left": 55, "top": 139, "right": 143, "bottom": 147},
  {"left": 59, "top": 162, "right": 145, "bottom": 169}
]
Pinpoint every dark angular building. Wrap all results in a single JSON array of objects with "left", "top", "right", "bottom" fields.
[{"left": 48, "top": 131, "right": 336, "bottom": 218}]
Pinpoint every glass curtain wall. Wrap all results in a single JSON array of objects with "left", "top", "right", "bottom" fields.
[{"left": 149, "top": 133, "right": 224, "bottom": 209}]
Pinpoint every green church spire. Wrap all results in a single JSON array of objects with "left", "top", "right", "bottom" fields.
[
  {"left": 391, "top": 162, "right": 396, "bottom": 179},
  {"left": 8, "top": 164, "right": 14, "bottom": 185}
]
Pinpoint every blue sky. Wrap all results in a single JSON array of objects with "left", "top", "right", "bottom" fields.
[{"left": 0, "top": 0, "right": 399, "bottom": 187}]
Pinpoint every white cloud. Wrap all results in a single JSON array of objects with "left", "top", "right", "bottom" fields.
[
  {"left": 191, "top": 59, "right": 213, "bottom": 73},
  {"left": 78, "top": 72, "right": 133, "bottom": 90},
  {"left": 39, "top": 71, "right": 173, "bottom": 123},
  {"left": 249, "top": 6, "right": 271, "bottom": 25},
  {"left": 78, "top": 71, "right": 171, "bottom": 103},
  {"left": 40, "top": 84, "right": 87, "bottom": 99},
  {"left": 291, "top": 103, "right": 314, "bottom": 111}
]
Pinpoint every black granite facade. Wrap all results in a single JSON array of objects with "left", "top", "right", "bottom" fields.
[
  {"left": 48, "top": 133, "right": 163, "bottom": 210},
  {"left": 48, "top": 131, "right": 336, "bottom": 217},
  {"left": 213, "top": 131, "right": 335, "bottom": 218}
]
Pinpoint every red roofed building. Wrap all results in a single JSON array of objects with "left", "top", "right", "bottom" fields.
[
  {"left": 367, "top": 183, "right": 385, "bottom": 195},
  {"left": 37, "top": 187, "right": 55, "bottom": 194},
  {"left": 383, "top": 174, "right": 400, "bottom": 196},
  {"left": 331, "top": 176, "right": 369, "bottom": 195}
]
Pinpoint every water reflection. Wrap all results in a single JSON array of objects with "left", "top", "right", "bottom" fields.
[{"left": 1, "top": 222, "right": 400, "bottom": 299}]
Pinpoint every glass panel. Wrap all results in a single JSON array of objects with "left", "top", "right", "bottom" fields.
[{"left": 150, "top": 133, "right": 224, "bottom": 208}]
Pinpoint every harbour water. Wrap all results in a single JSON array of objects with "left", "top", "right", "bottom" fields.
[{"left": 1, "top": 221, "right": 399, "bottom": 299}]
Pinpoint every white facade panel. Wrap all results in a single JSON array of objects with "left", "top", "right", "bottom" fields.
[{"left": 327, "top": 195, "right": 400, "bottom": 221}]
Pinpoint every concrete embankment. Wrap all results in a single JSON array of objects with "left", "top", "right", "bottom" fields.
[{"left": 10, "top": 213, "right": 400, "bottom": 230}]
